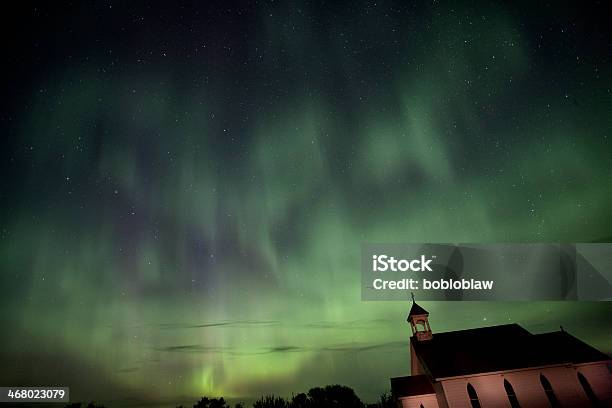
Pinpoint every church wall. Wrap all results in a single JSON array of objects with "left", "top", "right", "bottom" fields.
[
  {"left": 440, "top": 374, "right": 509, "bottom": 408},
  {"left": 432, "top": 381, "right": 449, "bottom": 408},
  {"left": 438, "top": 365, "right": 595, "bottom": 408},
  {"left": 502, "top": 370, "right": 556, "bottom": 408},
  {"left": 539, "top": 365, "right": 592, "bottom": 407},
  {"left": 410, "top": 341, "right": 426, "bottom": 376},
  {"left": 574, "top": 362, "right": 612, "bottom": 405},
  {"left": 398, "top": 393, "right": 439, "bottom": 408}
]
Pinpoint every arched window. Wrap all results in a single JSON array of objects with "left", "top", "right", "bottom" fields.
[
  {"left": 577, "top": 372, "right": 599, "bottom": 407},
  {"left": 540, "top": 374, "right": 560, "bottom": 407},
  {"left": 420, "top": 404, "right": 424, "bottom": 408},
  {"left": 467, "top": 383, "right": 481, "bottom": 408},
  {"left": 504, "top": 379, "right": 521, "bottom": 408}
]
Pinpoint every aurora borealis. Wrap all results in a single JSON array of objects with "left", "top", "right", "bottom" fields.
[{"left": 1, "top": 1, "right": 611, "bottom": 407}]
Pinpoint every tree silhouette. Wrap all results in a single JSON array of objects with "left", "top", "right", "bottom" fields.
[
  {"left": 248, "top": 385, "right": 369, "bottom": 408},
  {"left": 306, "top": 385, "right": 364, "bottom": 408},
  {"left": 289, "top": 393, "right": 309, "bottom": 408},
  {"left": 71, "top": 385, "right": 393, "bottom": 408},
  {"left": 192, "top": 396, "right": 230, "bottom": 408},
  {"left": 253, "top": 395, "right": 289, "bottom": 408},
  {"left": 365, "top": 393, "right": 395, "bottom": 408}
]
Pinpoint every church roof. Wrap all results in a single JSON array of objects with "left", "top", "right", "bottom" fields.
[
  {"left": 412, "top": 323, "right": 611, "bottom": 379},
  {"left": 390, "top": 374, "right": 435, "bottom": 397},
  {"left": 407, "top": 302, "right": 429, "bottom": 319}
]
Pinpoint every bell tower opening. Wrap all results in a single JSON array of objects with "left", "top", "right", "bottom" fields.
[{"left": 407, "top": 293, "right": 432, "bottom": 341}]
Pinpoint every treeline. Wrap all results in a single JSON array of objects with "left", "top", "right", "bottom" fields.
[
  {"left": 185, "top": 385, "right": 394, "bottom": 408},
  {"left": 65, "top": 384, "right": 395, "bottom": 408}
]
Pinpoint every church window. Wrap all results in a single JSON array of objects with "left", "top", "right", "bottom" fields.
[
  {"left": 504, "top": 379, "right": 521, "bottom": 408},
  {"left": 467, "top": 383, "right": 481, "bottom": 408},
  {"left": 540, "top": 375, "right": 560, "bottom": 407},
  {"left": 577, "top": 372, "right": 599, "bottom": 407}
]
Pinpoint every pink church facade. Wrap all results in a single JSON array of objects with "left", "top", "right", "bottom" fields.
[{"left": 391, "top": 302, "right": 612, "bottom": 408}]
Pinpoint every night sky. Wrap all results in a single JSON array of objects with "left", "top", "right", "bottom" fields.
[{"left": 1, "top": 1, "right": 612, "bottom": 407}]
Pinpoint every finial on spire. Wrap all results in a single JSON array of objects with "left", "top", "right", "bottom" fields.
[{"left": 411, "top": 292, "right": 415, "bottom": 303}]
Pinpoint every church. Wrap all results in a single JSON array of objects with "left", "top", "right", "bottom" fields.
[{"left": 390, "top": 301, "right": 612, "bottom": 407}]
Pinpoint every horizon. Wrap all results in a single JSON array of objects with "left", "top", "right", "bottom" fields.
[{"left": 3, "top": 302, "right": 611, "bottom": 405}]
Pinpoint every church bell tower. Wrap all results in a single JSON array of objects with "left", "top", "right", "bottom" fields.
[{"left": 407, "top": 294, "right": 432, "bottom": 341}]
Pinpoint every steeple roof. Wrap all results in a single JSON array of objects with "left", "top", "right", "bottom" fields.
[{"left": 407, "top": 302, "right": 429, "bottom": 319}]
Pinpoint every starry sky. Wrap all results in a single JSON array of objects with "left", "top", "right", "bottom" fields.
[{"left": 1, "top": 1, "right": 611, "bottom": 406}]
